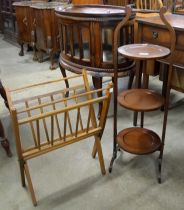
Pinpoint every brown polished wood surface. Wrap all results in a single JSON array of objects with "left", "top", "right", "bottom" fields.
[
  {"left": 137, "top": 14, "right": 184, "bottom": 65},
  {"left": 136, "top": 14, "right": 184, "bottom": 91},
  {"left": 118, "top": 89, "right": 164, "bottom": 111},
  {"left": 31, "top": 1, "right": 68, "bottom": 69},
  {"left": 118, "top": 43, "right": 170, "bottom": 60},
  {"left": 56, "top": 4, "right": 131, "bottom": 17},
  {"left": 117, "top": 127, "right": 161, "bottom": 155},
  {"left": 56, "top": 5, "right": 135, "bottom": 74}
]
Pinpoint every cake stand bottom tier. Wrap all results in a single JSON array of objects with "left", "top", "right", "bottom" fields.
[{"left": 117, "top": 127, "right": 161, "bottom": 155}]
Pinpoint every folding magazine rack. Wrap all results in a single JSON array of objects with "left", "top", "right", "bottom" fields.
[{"left": 6, "top": 70, "right": 112, "bottom": 206}]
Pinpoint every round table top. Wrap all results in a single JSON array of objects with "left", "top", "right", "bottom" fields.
[
  {"left": 55, "top": 4, "right": 136, "bottom": 19},
  {"left": 118, "top": 43, "right": 170, "bottom": 60}
]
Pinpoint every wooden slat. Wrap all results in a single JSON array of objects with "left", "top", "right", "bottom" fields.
[
  {"left": 86, "top": 105, "right": 92, "bottom": 133},
  {"left": 23, "top": 127, "right": 102, "bottom": 160},
  {"left": 62, "top": 92, "right": 73, "bottom": 136},
  {"left": 51, "top": 116, "right": 54, "bottom": 145},
  {"left": 75, "top": 108, "right": 80, "bottom": 137},
  {"left": 17, "top": 87, "right": 105, "bottom": 114},
  {"left": 13, "top": 84, "right": 84, "bottom": 105},
  {"left": 10, "top": 74, "right": 82, "bottom": 92},
  {"left": 50, "top": 95, "right": 62, "bottom": 140},
  {"left": 25, "top": 101, "right": 38, "bottom": 147},
  {"left": 73, "top": 89, "right": 83, "bottom": 131},
  {"left": 63, "top": 111, "right": 67, "bottom": 141},
  {"left": 38, "top": 98, "right": 50, "bottom": 143},
  {"left": 18, "top": 96, "right": 108, "bottom": 125},
  {"left": 36, "top": 120, "right": 40, "bottom": 150}
]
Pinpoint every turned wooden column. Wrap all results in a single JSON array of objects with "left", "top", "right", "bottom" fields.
[{"left": 0, "top": 80, "right": 12, "bottom": 157}]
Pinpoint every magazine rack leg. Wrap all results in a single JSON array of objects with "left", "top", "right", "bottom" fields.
[
  {"left": 24, "top": 162, "right": 37, "bottom": 206},
  {"left": 95, "top": 135, "right": 106, "bottom": 175}
]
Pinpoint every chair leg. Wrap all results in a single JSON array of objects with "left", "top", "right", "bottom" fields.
[
  {"left": 24, "top": 162, "right": 37, "bottom": 206},
  {"left": 95, "top": 136, "right": 106, "bottom": 175}
]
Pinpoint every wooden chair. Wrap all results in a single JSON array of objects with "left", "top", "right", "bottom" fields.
[
  {"left": 6, "top": 70, "right": 112, "bottom": 206},
  {"left": 173, "top": 0, "right": 184, "bottom": 13},
  {"left": 136, "top": 0, "right": 163, "bottom": 10}
]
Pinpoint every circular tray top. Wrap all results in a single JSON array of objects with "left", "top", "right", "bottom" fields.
[
  {"left": 117, "top": 127, "right": 161, "bottom": 155},
  {"left": 55, "top": 5, "right": 135, "bottom": 19},
  {"left": 118, "top": 89, "right": 164, "bottom": 112},
  {"left": 118, "top": 43, "right": 170, "bottom": 60},
  {"left": 31, "top": 1, "right": 68, "bottom": 9}
]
